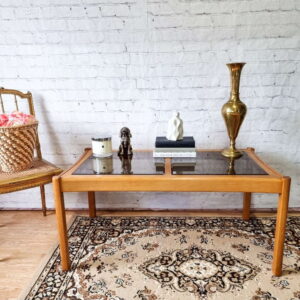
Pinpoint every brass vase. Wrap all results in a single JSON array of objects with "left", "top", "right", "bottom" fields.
[{"left": 221, "top": 63, "right": 247, "bottom": 158}]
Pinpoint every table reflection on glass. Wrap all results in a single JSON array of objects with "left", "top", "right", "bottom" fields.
[
  {"left": 172, "top": 151, "right": 267, "bottom": 175},
  {"left": 74, "top": 152, "right": 165, "bottom": 175}
]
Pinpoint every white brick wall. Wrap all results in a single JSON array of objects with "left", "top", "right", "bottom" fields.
[{"left": 0, "top": 0, "right": 299, "bottom": 210}]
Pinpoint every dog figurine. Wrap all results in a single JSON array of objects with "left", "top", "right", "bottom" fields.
[{"left": 118, "top": 127, "right": 133, "bottom": 157}]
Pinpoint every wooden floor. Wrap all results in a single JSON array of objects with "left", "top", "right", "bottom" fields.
[{"left": 1, "top": 210, "right": 299, "bottom": 300}]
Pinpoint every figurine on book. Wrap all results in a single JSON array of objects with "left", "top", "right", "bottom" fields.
[
  {"left": 154, "top": 112, "right": 196, "bottom": 158},
  {"left": 167, "top": 112, "right": 183, "bottom": 141}
]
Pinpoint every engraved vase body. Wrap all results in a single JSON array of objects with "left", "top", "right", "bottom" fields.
[{"left": 221, "top": 63, "right": 247, "bottom": 158}]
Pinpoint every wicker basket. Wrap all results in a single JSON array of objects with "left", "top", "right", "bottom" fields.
[{"left": 0, "top": 121, "right": 38, "bottom": 173}]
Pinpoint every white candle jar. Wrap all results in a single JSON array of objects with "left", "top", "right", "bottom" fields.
[{"left": 92, "top": 136, "right": 112, "bottom": 157}]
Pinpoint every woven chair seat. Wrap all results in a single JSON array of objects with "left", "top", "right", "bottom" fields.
[{"left": 0, "top": 159, "right": 62, "bottom": 193}]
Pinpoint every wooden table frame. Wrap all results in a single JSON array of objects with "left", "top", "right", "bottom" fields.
[{"left": 53, "top": 148, "right": 291, "bottom": 276}]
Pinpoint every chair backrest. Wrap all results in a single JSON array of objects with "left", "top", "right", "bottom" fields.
[{"left": 0, "top": 87, "right": 42, "bottom": 160}]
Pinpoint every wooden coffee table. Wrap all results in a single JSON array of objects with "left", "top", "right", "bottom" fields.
[{"left": 53, "top": 148, "right": 290, "bottom": 276}]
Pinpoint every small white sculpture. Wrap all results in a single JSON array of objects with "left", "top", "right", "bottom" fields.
[{"left": 166, "top": 112, "right": 184, "bottom": 141}]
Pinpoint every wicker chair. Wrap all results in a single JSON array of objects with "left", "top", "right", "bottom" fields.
[{"left": 0, "top": 88, "right": 62, "bottom": 215}]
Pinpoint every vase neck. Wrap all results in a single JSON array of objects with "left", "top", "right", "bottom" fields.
[{"left": 228, "top": 63, "right": 245, "bottom": 101}]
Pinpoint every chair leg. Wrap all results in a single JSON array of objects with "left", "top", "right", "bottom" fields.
[
  {"left": 40, "top": 185, "right": 46, "bottom": 216},
  {"left": 243, "top": 192, "right": 251, "bottom": 220}
]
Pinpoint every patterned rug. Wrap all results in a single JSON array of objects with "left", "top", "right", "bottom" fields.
[{"left": 23, "top": 216, "right": 300, "bottom": 300}]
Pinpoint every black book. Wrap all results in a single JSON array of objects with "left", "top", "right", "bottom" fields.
[{"left": 155, "top": 136, "right": 195, "bottom": 148}]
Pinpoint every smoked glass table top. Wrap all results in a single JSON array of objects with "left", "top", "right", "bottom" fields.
[
  {"left": 73, "top": 152, "right": 165, "bottom": 175},
  {"left": 73, "top": 151, "right": 268, "bottom": 176},
  {"left": 171, "top": 151, "right": 268, "bottom": 175}
]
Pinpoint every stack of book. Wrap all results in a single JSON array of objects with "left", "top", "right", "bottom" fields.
[{"left": 153, "top": 136, "right": 196, "bottom": 157}]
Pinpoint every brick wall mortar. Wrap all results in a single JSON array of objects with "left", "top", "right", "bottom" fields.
[{"left": 0, "top": 0, "right": 299, "bottom": 209}]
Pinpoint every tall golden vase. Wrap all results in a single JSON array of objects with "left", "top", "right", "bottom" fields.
[{"left": 221, "top": 63, "right": 247, "bottom": 158}]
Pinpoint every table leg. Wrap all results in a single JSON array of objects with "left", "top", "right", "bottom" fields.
[
  {"left": 272, "top": 176, "right": 291, "bottom": 276},
  {"left": 53, "top": 176, "right": 70, "bottom": 271},
  {"left": 243, "top": 192, "right": 251, "bottom": 220},
  {"left": 88, "top": 191, "right": 96, "bottom": 218}
]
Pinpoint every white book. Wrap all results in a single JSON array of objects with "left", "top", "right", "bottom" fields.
[{"left": 153, "top": 151, "right": 197, "bottom": 158}]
